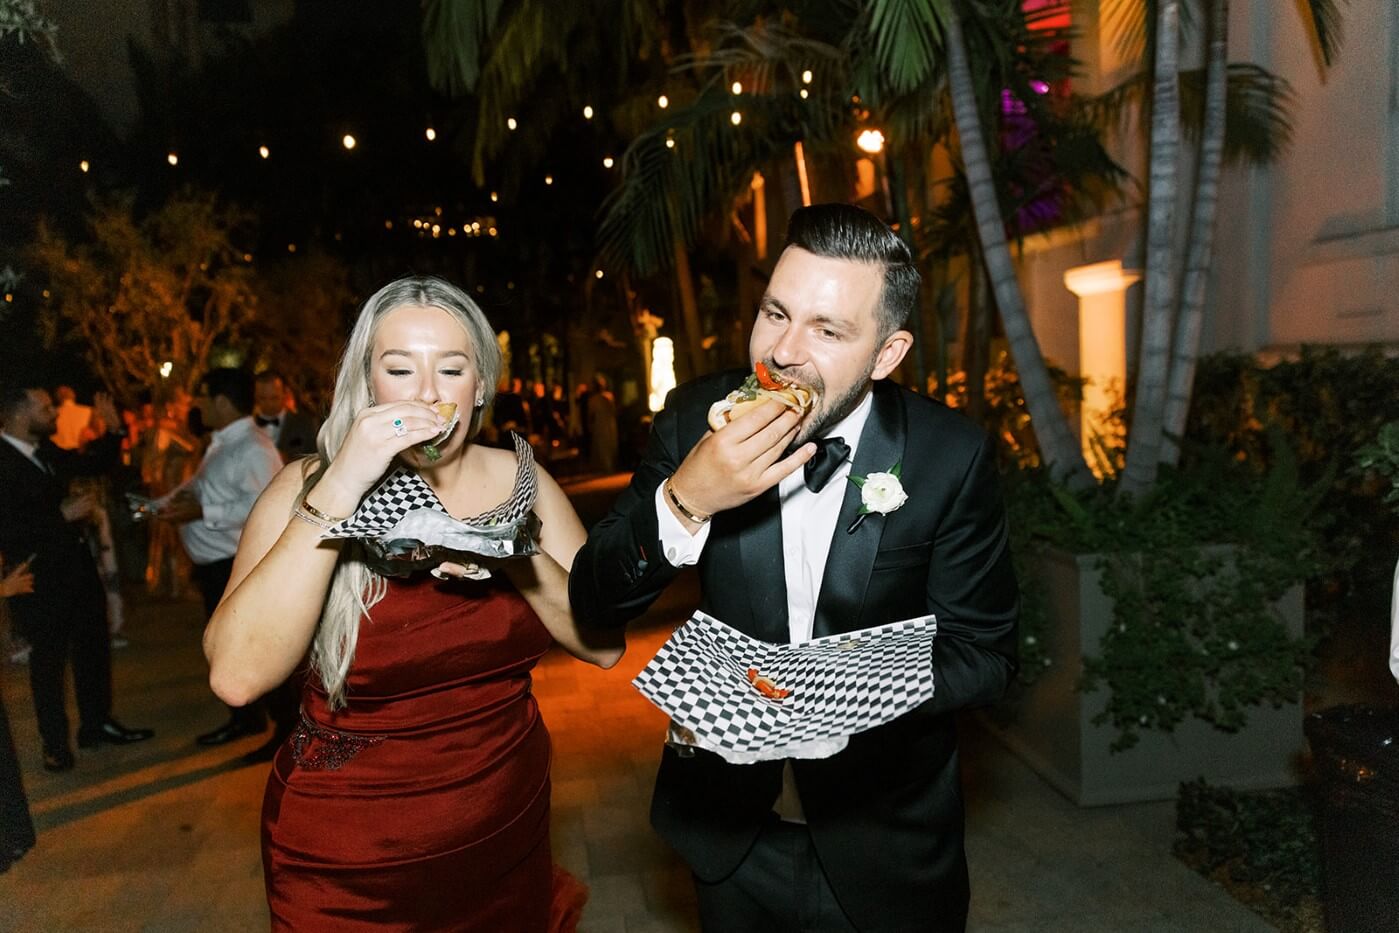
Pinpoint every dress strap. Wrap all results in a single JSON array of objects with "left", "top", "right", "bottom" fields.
[{"left": 460, "top": 432, "right": 537, "bottom": 527}]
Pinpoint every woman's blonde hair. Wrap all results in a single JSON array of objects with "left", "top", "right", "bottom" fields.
[{"left": 305, "top": 275, "right": 502, "bottom": 707}]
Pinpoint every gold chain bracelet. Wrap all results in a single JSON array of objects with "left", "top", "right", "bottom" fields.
[{"left": 664, "top": 477, "right": 711, "bottom": 525}]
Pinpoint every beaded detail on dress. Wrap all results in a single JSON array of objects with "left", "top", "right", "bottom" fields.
[{"left": 289, "top": 708, "right": 386, "bottom": 771}]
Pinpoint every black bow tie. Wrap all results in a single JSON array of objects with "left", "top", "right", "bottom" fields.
[
  {"left": 804, "top": 436, "right": 850, "bottom": 493},
  {"left": 255, "top": 415, "right": 281, "bottom": 428}
]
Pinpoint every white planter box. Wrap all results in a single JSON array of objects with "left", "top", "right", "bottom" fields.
[{"left": 982, "top": 546, "right": 1306, "bottom": 806}]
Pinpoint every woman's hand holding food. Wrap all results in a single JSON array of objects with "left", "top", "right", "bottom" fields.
[{"left": 310, "top": 402, "right": 448, "bottom": 514}]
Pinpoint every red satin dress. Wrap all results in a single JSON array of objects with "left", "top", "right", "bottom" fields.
[{"left": 261, "top": 572, "right": 555, "bottom": 931}]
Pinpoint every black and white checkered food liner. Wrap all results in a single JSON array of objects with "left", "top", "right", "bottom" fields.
[
  {"left": 325, "top": 431, "right": 536, "bottom": 537},
  {"left": 633, "top": 611, "right": 937, "bottom": 759}
]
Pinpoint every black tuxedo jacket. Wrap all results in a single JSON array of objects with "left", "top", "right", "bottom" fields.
[
  {"left": 0, "top": 434, "right": 118, "bottom": 626},
  {"left": 570, "top": 371, "right": 1018, "bottom": 932}
]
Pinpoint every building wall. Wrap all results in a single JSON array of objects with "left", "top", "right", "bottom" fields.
[
  {"left": 1218, "top": 0, "right": 1399, "bottom": 354},
  {"left": 1014, "top": 0, "right": 1398, "bottom": 377}
]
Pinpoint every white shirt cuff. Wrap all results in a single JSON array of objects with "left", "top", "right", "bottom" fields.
[
  {"left": 654, "top": 483, "right": 711, "bottom": 567},
  {"left": 202, "top": 500, "right": 228, "bottom": 529}
]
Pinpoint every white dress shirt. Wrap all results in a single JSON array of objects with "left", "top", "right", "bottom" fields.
[
  {"left": 167, "top": 416, "right": 283, "bottom": 565},
  {"left": 656, "top": 390, "right": 875, "bottom": 820},
  {"left": 1390, "top": 559, "right": 1399, "bottom": 685}
]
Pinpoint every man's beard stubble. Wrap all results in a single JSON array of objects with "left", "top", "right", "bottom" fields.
[{"left": 762, "top": 355, "right": 877, "bottom": 449}]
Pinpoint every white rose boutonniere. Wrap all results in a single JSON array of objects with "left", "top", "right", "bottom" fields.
[{"left": 847, "top": 462, "right": 907, "bottom": 533}]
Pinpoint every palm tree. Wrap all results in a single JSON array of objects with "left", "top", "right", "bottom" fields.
[
  {"left": 1155, "top": 0, "right": 1345, "bottom": 468},
  {"left": 870, "top": 0, "right": 1096, "bottom": 489},
  {"left": 1116, "top": 0, "right": 1181, "bottom": 499}
]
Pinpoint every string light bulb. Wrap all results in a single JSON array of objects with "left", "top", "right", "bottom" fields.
[
  {"left": 258, "top": 145, "right": 270, "bottom": 159},
  {"left": 602, "top": 156, "right": 614, "bottom": 168},
  {"left": 595, "top": 269, "right": 604, "bottom": 279},
  {"left": 731, "top": 111, "right": 742, "bottom": 126},
  {"left": 657, "top": 95, "right": 669, "bottom": 109},
  {"left": 583, "top": 105, "right": 594, "bottom": 120},
  {"left": 167, "top": 152, "right": 179, "bottom": 166},
  {"left": 507, "top": 117, "right": 518, "bottom": 130},
  {"left": 731, "top": 81, "right": 742, "bottom": 95},
  {"left": 802, "top": 69, "right": 813, "bottom": 84},
  {"left": 856, "top": 129, "right": 885, "bottom": 154},
  {"left": 490, "top": 191, "right": 499, "bottom": 203},
  {"left": 425, "top": 127, "right": 437, "bottom": 141},
  {"left": 342, "top": 134, "right": 357, "bottom": 150},
  {"left": 665, "top": 137, "right": 675, "bottom": 149},
  {"left": 800, "top": 89, "right": 809, "bottom": 100},
  {"left": 79, "top": 159, "right": 90, "bottom": 173},
  {"left": 544, "top": 175, "right": 553, "bottom": 185}
]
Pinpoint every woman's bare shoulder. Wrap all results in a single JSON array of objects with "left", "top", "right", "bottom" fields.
[{"left": 260, "top": 458, "right": 317, "bottom": 509}]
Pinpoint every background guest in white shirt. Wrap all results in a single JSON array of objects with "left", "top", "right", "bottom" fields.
[
  {"left": 253, "top": 370, "right": 320, "bottom": 463},
  {"left": 157, "top": 369, "right": 286, "bottom": 754},
  {"left": 49, "top": 386, "right": 94, "bottom": 451}
]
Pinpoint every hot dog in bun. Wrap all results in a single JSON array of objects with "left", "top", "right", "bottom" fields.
[{"left": 707, "top": 362, "right": 817, "bottom": 432}]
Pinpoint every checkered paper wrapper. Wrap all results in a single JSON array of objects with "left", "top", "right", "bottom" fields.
[
  {"left": 633, "top": 611, "right": 937, "bottom": 764},
  {"left": 321, "top": 432, "right": 540, "bottom": 576}
]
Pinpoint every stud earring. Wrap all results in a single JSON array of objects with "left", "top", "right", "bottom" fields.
[{"left": 474, "top": 396, "right": 484, "bottom": 408}]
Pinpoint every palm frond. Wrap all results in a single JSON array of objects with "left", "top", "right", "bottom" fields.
[
  {"left": 867, "top": 0, "right": 948, "bottom": 94},
  {"left": 421, "top": 0, "right": 507, "bottom": 96},
  {"left": 1083, "top": 61, "right": 1293, "bottom": 168},
  {"left": 1100, "top": 0, "right": 1202, "bottom": 69},
  {"left": 1182, "top": 63, "right": 1294, "bottom": 165},
  {"left": 598, "top": 89, "right": 819, "bottom": 277},
  {"left": 1299, "top": 0, "right": 1346, "bottom": 67},
  {"left": 1102, "top": 0, "right": 1149, "bottom": 66}
]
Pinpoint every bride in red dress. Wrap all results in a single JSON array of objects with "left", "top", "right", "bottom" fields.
[{"left": 202, "top": 276, "right": 623, "bottom": 931}]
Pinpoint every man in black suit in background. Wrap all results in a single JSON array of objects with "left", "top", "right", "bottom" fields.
[
  {"left": 252, "top": 370, "right": 320, "bottom": 462},
  {"left": 570, "top": 204, "right": 1018, "bottom": 932},
  {"left": 0, "top": 382, "right": 154, "bottom": 772}
]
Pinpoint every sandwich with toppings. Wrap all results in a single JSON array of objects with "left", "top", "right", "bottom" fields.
[
  {"left": 707, "top": 362, "right": 817, "bottom": 432},
  {"left": 420, "top": 401, "right": 459, "bottom": 461}
]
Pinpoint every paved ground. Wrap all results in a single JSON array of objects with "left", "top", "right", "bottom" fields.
[{"left": 0, "top": 472, "right": 1359, "bottom": 931}]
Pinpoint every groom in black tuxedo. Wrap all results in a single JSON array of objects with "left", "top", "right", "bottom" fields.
[{"left": 570, "top": 204, "right": 1017, "bottom": 932}]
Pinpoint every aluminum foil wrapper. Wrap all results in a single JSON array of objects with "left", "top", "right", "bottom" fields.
[{"left": 361, "top": 509, "right": 541, "bottom": 578}]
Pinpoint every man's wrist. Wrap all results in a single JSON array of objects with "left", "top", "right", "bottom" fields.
[{"left": 663, "top": 477, "right": 711, "bottom": 525}]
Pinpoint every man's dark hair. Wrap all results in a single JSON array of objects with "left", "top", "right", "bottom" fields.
[
  {"left": 0, "top": 380, "right": 32, "bottom": 421},
  {"left": 201, "top": 368, "right": 255, "bottom": 415},
  {"left": 784, "top": 203, "right": 920, "bottom": 341}
]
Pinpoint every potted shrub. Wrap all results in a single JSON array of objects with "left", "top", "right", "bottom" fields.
[{"left": 984, "top": 436, "right": 1323, "bottom": 805}]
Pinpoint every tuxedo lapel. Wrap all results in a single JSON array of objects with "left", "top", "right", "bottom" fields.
[
  {"left": 811, "top": 382, "right": 906, "bottom": 638},
  {"left": 734, "top": 484, "right": 789, "bottom": 643}
]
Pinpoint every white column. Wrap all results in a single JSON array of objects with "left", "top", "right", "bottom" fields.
[{"left": 1064, "top": 260, "right": 1141, "bottom": 475}]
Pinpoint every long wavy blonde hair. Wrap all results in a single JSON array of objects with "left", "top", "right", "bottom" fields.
[{"left": 305, "top": 275, "right": 502, "bottom": 708}]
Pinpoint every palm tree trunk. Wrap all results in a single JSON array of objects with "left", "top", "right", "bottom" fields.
[
  {"left": 962, "top": 256, "right": 991, "bottom": 424},
  {"left": 942, "top": 2, "right": 1093, "bottom": 489},
  {"left": 672, "top": 235, "right": 706, "bottom": 379},
  {"left": 1159, "top": 0, "right": 1228, "bottom": 468},
  {"left": 1118, "top": 0, "right": 1182, "bottom": 499}
]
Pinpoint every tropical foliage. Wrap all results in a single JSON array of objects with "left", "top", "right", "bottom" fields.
[{"left": 30, "top": 191, "right": 259, "bottom": 406}]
